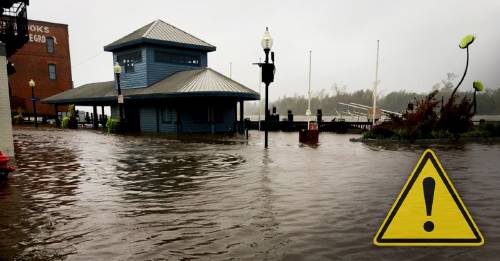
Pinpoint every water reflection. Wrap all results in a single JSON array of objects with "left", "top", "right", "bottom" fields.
[
  {"left": 1, "top": 130, "right": 82, "bottom": 259},
  {"left": 1, "top": 129, "right": 500, "bottom": 260}
]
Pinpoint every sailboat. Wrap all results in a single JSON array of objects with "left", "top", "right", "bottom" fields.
[{"left": 299, "top": 50, "right": 319, "bottom": 144}]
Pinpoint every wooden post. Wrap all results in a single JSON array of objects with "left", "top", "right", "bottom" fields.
[
  {"left": 155, "top": 106, "right": 160, "bottom": 134},
  {"left": 210, "top": 104, "right": 215, "bottom": 134},
  {"left": 239, "top": 100, "right": 244, "bottom": 133},
  {"left": 54, "top": 104, "right": 60, "bottom": 127},
  {"left": 92, "top": 105, "right": 98, "bottom": 129},
  {"left": 245, "top": 119, "right": 249, "bottom": 139},
  {"left": 176, "top": 106, "right": 181, "bottom": 134},
  {"left": 233, "top": 101, "right": 237, "bottom": 133},
  {"left": 101, "top": 106, "right": 105, "bottom": 126}
]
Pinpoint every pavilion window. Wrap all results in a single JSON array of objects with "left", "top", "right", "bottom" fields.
[
  {"left": 162, "top": 106, "right": 174, "bottom": 123},
  {"left": 117, "top": 51, "right": 142, "bottom": 73},
  {"left": 48, "top": 64, "right": 57, "bottom": 80},
  {"left": 154, "top": 50, "right": 200, "bottom": 66}
]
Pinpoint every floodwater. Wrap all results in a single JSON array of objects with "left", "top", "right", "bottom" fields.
[{"left": 1, "top": 128, "right": 500, "bottom": 260}]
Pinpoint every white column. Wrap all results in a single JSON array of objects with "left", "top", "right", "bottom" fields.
[{"left": 0, "top": 43, "right": 15, "bottom": 157}]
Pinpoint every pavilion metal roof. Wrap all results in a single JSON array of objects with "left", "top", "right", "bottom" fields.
[
  {"left": 103, "top": 20, "right": 216, "bottom": 52},
  {"left": 43, "top": 68, "right": 259, "bottom": 105}
]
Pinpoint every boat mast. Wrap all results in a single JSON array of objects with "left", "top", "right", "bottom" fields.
[
  {"left": 372, "top": 40, "right": 380, "bottom": 126},
  {"left": 307, "top": 50, "right": 312, "bottom": 123}
]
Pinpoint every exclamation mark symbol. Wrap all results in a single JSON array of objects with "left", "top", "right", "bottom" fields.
[{"left": 423, "top": 177, "right": 435, "bottom": 232}]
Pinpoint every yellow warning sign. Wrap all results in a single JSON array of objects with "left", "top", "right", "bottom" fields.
[{"left": 373, "top": 149, "right": 484, "bottom": 246}]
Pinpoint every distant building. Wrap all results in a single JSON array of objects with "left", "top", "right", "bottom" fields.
[
  {"left": 44, "top": 20, "right": 259, "bottom": 134},
  {"left": 9, "top": 19, "right": 72, "bottom": 118}
]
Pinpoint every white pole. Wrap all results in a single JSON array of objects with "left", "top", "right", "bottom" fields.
[
  {"left": 229, "top": 62, "right": 232, "bottom": 79},
  {"left": 258, "top": 58, "right": 262, "bottom": 131},
  {"left": 372, "top": 40, "right": 380, "bottom": 126},
  {"left": 307, "top": 50, "right": 312, "bottom": 127},
  {"left": 0, "top": 43, "right": 14, "bottom": 157}
]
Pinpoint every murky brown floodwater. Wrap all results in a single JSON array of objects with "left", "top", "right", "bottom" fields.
[{"left": 1, "top": 128, "right": 500, "bottom": 260}]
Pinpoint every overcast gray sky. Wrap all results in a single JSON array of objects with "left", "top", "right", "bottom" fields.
[{"left": 30, "top": 0, "right": 500, "bottom": 101}]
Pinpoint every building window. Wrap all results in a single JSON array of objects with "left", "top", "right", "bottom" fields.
[
  {"left": 47, "top": 37, "right": 55, "bottom": 53},
  {"left": 162, "top": 106, "right": 174, "bottom": 123},
  {"left": 154, "top": 50, "right": 200, "bottom": 66},
  {"left": 117, "top": 50, "right": 142, "bottom": 73},
  {"left": 48, "top": 64, "right": 57, "bottom": 80}
]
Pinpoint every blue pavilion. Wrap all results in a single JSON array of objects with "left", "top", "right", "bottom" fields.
[{"left": 44, "top": 20, "right": 259, "bottom": 134}]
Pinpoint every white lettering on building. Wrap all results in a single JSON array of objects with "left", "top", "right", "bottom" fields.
[{"left": 28, "top": 24, "right": 58, "bottom": 45}]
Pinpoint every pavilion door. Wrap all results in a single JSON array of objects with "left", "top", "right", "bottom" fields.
[{"left": 125, "top": 106, "right": 141, "bottom": 132}]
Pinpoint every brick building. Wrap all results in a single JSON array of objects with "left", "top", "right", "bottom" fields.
[{"left": 8, "top": 19, "right": 72, "bottom": 118}]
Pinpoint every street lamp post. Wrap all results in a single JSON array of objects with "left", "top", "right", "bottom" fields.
[
  {"left": 259, "top": 27, "right": 275, "bottom": 149},
  {"left": 29, "top": 79, "right": 37, "bottom": 128},
  {"left": 113, "top": 63, "right": 124, "bottom": 128}
]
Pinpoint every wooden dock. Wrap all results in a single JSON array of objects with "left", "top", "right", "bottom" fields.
[{"left": 244, "top": 120, "right": 372, "bottom": 133}]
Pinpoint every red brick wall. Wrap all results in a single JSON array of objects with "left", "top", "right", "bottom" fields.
[{"left": 8, "top": 20, "right": 72, "bottom": 116}]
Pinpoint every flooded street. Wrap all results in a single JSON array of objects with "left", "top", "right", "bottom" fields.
[{"left": 2, "top": 128, "right": 500, "bottom": 260}]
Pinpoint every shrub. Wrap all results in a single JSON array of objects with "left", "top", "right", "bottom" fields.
[
  {"left": 61, "top": 116, "right": 70, "bottom": 128},
  {"left": 13, "top": 107, "right": 24, "bottom": 125},
  {"left": 362, "top": 130, "right": 378, "bottom": 139},
  {"left": 438, "top": 95, "right": 474, "bottom": 135},
  {"left": 363, "top": 90, "right": 482, "bottom": 141},
  {"left": 62, "top": 105, "right": 78, "bottom": 129},
  {"left": 467, "top": 122, "right": 500, "bottom": 137},
  {"left": 13, "top": 112, "right": 24, "bottom": 125},
  {"left": 106, "top": 117, "right": 120, "bottom": 134},
  {"left": 431, "top": 130, "right": 453, "bottom": 139}
]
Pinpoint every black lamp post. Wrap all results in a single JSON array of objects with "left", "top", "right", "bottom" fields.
[
  {"left": 259, "top": 27, "right": 275, "bottom": 148},
  {"left": 113, "top": 62, "right": 124, "bottom": 126},
  {"left": 29, "top": 79, "right": 37, "bottom": 128}
]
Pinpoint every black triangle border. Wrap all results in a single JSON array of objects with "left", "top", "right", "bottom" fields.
[{"left": 375, "top": 151, "right": 482, "bottom": 243}]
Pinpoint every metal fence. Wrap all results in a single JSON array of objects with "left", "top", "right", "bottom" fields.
[{"left": 0, "top": 1, "right": 29, "bottom": 56}]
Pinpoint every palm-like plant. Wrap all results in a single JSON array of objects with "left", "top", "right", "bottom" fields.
[
  {"left": 449, "top": 35, "right": 475, "bottom": 100},
  {"left": 439, "top": 34, "right": 483, "bottom": 134}
]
